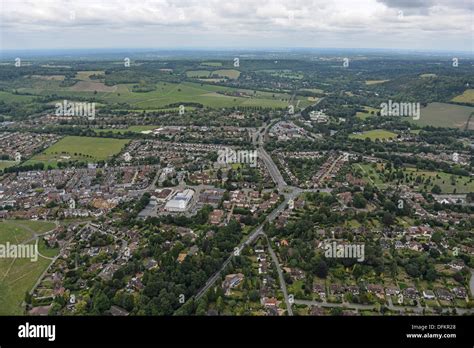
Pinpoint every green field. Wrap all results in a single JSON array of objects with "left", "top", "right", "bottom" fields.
[
  {"left": 19, "top": 80, "right": 293, "bottom": 110},
  {"left": 0, "top": 91, "right": 36, "bottom": 104},
  {"left": 356, "top": 106, "right": 379, "bottom": 120},
  {"left": 187, "top": 69, "right": 240, "bottom": 79},
  {"left": 420, "top": 74, "right": 437, "bottom": 78},
  {"left": 0, "top": 220, "right": 58, "bottom": 315},
  {"left": 186, "top": 70, "right": 212, "bottom": 78},
  {"left": 0, "top": 161, "right": 17, "bottom": 170},
  {"left": 27, "top": 136, "right": 130, "bottom": 167},
  {"left": 365, "top": 80, "right": 389, "bottom": 85},
  {"left": 452, "top": 89, "right": 474, "bottom": 105},
  {"left": 259, "top": 69, "right": 304, "bottom": 79},
  {"left": 411, "top": 102, "right": 474, "bottom": 130},
  {"left": 75, "top": 70, "right": 104, "bottom": 81},
  {"left": 403, "top": 168, "right": 474, "bottom": 194},
  {"left": 354, "top": 163, "right": 388, "bottom": 188},
  {"left": 93, "top": 125, "right": 158, "bottom": 134},
  {"left": 354, "top": 164, "right": 474, "bottom": 194},
  {"left": 200, "top": 62, "right": 223, "bottom": 67},
  {"left": 350, "top": 129, "right": 397, "bottom": 141},
  {"left": 301, "top": 88, "right": 325, "bottom": 94},
  {"left": 212, "top": 69, "right": 241, "bottom": 79}
]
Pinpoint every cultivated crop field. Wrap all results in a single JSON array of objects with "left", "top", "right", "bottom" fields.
[
  {"left": 0, "top": 220, "right": 58, "bottom": 315},
  {"left": 0, "top": 91, "right": 37, "bottom": 111},
  {"left": 18, "top": 79, "right": 294, "bottom": 110},
  {"left": 452, "top": 89, "right": 474, "bottom": 105},
  {"left": 412, "top": 102, "right": 474, "bottom": 129}
]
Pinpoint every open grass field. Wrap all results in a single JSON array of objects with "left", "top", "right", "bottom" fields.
[
  {"left": 200, "top": 62, "right": 223, "bottom": 67},
  {"left": 186, "top": 70, "right": 211, "bottom": 78},
  {"left": 350, "top": 129, "right": 397, "bottom": 141},
  {"left": 301, "top": 88, "right": 325, "bottom": 94},
  {"left": 18, "top": 80, "right": 293, "bottom": 110},
  {"left": 365, "top": 80, "right": 389, "bottom": 85},
  {"left": 411, "top": 102, "right": 474, "bottom": 129},
  {"left": 27, "top": 136, "right": 130, "bottom": 167},
  {"left": 452, "top": 89, "right": 474, "bottom": 105},
  {"left": 75, "top": 71, "right": 105, "bottom": 81},
  {"left": 0, "top": 161, "right": 17, "bottom": 170},
  {"left": 93, "top": 125, "right": 158, "bottom": 134},
  {"left": 0, "top": 91, "right": 36, "bottom": 104},
  {"left": 420, "top": 74, "right": 437, "bottom": 78},
  {"left": 187, "top": 69, "right": 240, "bottom": 79},
  {"left": 354, "top": 163, "right": 474, "bottom": 194},
  {"left": 212, "top": 69, "right": 241, "bottom": 79},
  {"left": 258, "top": 69, "right": 304, "bottom": 79},
  {"left": 30, "top": 75, "right": 65, "bottom": 81},
  {"left": 68, "top": 81, "right": 117, "bottom": 92},
  {"left": 356, "top": 106, "right": 379, "bottom": 120},
  {"left": 403, "top": 168, "right": 474, "bottom": 194},
  {"left": 0, "top": 219, "right": 58, "bottom": 315}
]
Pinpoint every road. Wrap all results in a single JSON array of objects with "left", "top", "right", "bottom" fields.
[
  {"left": 257, "top": 147, "right": 287, "bottom": 189},
  {"left": 470, "top": 269, "right": 474, "bottom": 298},
  {"left": 267, "top": 239, "right": 293, "bottom": 316},
  {"left": 195, "top": 188, "right": 301, "bottom": 301},
  {"left": 193, "top": 111, "right": 331, "bottom": 313},
  {"left": 294, "top": 299, "right": 474, "bottom": 315},
  {"left": 193, "top": 110, "right": 326, "bottom": 313}
]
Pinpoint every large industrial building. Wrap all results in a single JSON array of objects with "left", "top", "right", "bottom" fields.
[{"left": 164, "top": 189, "right": 194, "bottom": 212}]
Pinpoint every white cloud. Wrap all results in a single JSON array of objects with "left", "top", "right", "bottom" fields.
[{"left": 0, "top": 0, "right": 472, "bottom": 51}]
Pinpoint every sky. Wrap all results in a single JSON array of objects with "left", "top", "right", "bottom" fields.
[{"left": 0, "top": 0, "right": 473, "bottom": 52}]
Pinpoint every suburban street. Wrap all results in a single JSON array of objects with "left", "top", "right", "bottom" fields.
[
  {"left": 267, "top": 239, "right": 293, "bottom": 316},
  {"left": 195, "top": 186, "right": 301, "bottom": 302},
  {"left": 194, "top": 114, "right": 333, "bottom": 314},
  {"left": 257, "top": 147, "right": 287, "bottom": 189},
  {"left": 294, "top": 299, "right": 473, "bottom": 315}
]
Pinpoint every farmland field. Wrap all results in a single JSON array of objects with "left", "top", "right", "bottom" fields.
[
  {"left": 186, "top": 70, "right": 211, "bottom": 78},
  {"left": 212, "top": 69, "right": 240, "bottom": 79},
  {"left": 31, "top": 75, "right": 65, "bottom": 81},
  {"left": 365, "top": 80, "right": 389, "bottom": 85},
  {"left": 187, "top": 69, "right": 240, "bottom": 79},
  {"left": 0, "top": 220, "right": 58, "bottom": 315},
  {"left": 350, "top": 129, "right": 397, "bottom": 141},
  {"left": 301, "top": 88, "right": 325, "bottom": 94},
  {"left": 200, "top": 62, "right": 222, "bottom": 67},
  {"left": 68, "top": 81, "right": 117, "bottom": 92},
  {"left": 0, "top": 91, "right": 36, "bottom": 104},
  {"left": 411, "top": 102, "right": 474, "bottom": 129},
  {"left": 18, "top": 80, "right": 293, "bottom": 110},
  {"left": 259, "top": 69, "right": 304, "bottom": 79},
  {"left": 75, "top": 71, "right": 105, "bottom": 81},
  {"left": 27, "top": 136, "right": 130, "bottom": 167},
  {"left": 452, "top": 89, "right": 474, "bottom": 105}
]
